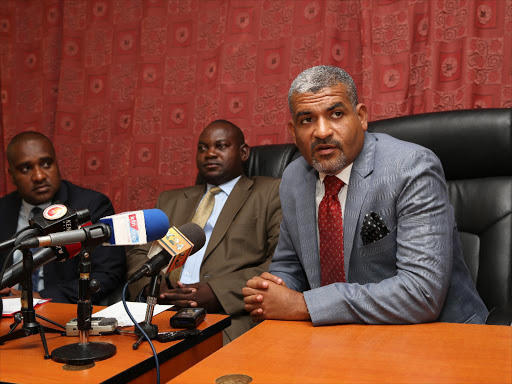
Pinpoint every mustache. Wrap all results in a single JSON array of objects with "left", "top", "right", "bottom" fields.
[{"left": 311, "top": 138, "right": 342, "bottom": 152}]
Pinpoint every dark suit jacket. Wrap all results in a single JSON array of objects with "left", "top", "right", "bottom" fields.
[
  {"left": 127, "top": 175, "right": 281, "bottom": 341},
  {"left": 0, "top": 180, "right": 126, "bottom": 304}
]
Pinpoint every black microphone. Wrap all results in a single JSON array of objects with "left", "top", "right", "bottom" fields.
[
  {"left": 0, "top": 205, "right": 91, "bottom": 252},
  {"left": 127, "top": 223, "right": 206, "bottom": 284},
  {"left": 29, "top": 204, "right": 91, "bottom": 235},
  {"left": 0, "top": 244, "right": 82, "bottom": 290}
]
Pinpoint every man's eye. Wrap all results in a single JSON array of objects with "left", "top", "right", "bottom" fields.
[
  {"left": 42, "top": 161, "right": 52, "bottom": 168},
  {"left": 19, "top": 166, "right": 30, "bottom": 173},
  {"left": 300, "top": 117, "right": 314, "bottom": 124},
  {"left": 198, "top": 146, "right": 206, "bottom": 152},
  {"left": 332, "top": 111, "right": 343, "bottom": 118},
  {"left": 217, "top": 144, "right": 227, "bottom": 149}
]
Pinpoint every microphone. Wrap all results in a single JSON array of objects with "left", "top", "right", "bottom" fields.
[
  {"left": 127, "top": 223, "right": 206, "bottom": 284},
  {"left": 30, "top": 204, "right": 91, "bottom": 235},
  {"left": 18, "top": 209, "right": 170, "bottom": 249},
  {"left": 0, "top": 204, "right": 91, "bottom": 252},
  {"left": 0, "top": 244, "right": 82, "bottom": 290}
]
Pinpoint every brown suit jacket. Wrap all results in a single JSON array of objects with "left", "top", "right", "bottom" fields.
[{"left": 126, "top": 175, "right": 281, "bottom": 341}]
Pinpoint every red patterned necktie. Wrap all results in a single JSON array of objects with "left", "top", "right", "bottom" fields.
[{"left": 319, "top": 175, "right": 345, "bottom": 285}]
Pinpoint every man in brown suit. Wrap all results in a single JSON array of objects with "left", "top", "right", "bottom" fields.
[{"left": 126, "top": 120, "right": 281, "bottom": 342}]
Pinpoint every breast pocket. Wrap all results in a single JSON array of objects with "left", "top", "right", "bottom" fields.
[{"left": 350, "top": 228, "right": 398, "bottom": 284}]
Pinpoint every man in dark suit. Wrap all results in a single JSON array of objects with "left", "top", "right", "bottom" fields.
[
  {"left": 127, "top": 120, "right": 281, "bottom": 342},
  {"left": 0, "top": 131, "right": 125, "bottom": 304},
  {"left": 243, "top": 65, "right": 488, "bottom": 325}
]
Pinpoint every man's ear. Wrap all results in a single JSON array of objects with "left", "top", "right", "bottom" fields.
[
  {"left": 7, "top": 167, "right": 16, "bottom": 187},
  {"left": 240, "top": 143, "right": 250, "bottom": 162},
  {"left": 356, "top": 103, "right": 368, "bottom": 132},
  {"left": 287, "top": 121, "right": 297, "bottom": 143}
]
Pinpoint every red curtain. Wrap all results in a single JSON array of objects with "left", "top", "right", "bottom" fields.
[{"left": 1, "top": 0, "right": 511, "bottom": 213}]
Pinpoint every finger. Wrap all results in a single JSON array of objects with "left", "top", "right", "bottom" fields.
[
  {"left": 261, "top": 272, "right": 284, "bottom": 285},
  {"left": 246, "top": 277, "right": 269, "bottom": 289},
  {"left": 242, "top": 287, "right": 262, "bottom": 297},
  {"left": 250, "top": 308, "right": 264, "bottom": 317},
  {"left": 168, "top": 299, "right": 194, "bottom": 308},
  {"left": 243, "top": 294, "right": 263, "bottom": 304},
  {"left": 244, "top": 303, "right": 263, "bottom": 313}
]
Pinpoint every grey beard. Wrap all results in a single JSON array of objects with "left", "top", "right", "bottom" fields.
[{"left": 312, "top": 151, "right": 347, "bottom": 175}]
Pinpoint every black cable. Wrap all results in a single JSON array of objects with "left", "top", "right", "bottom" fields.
[
  {"left": 0, "top": 245, "right": 19, "bottom": 294},
  {"left": 122, "top": 283, "right": 160, "bottom": 384}
]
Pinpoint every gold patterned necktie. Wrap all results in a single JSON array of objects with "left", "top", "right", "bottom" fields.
[
  {"left": 190, "top": 186, "right": 222, "bottom": 228},
  {"left": 169, "top": 186, "right": 222, "bottom": 285}
]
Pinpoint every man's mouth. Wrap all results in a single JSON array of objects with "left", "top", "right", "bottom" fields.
[
  {"left": 204, "top": 163, "right": 221, "bottom": 170},
  {"left": 313, "top": 144, "right": 339, "bottom": 156},
  {"left": 33, "top": 184, "right": 51, "bottom": 193}
]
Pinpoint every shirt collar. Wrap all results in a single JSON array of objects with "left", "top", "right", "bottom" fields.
[
  {"left": 319, "top": 163, "right": 353, "bottom": 186},
  {"left": 20, "top": 199, "right": 52, "bottom": 220},
  {"left": 207, "top": 175, "right": 241, "bottom": 197}
]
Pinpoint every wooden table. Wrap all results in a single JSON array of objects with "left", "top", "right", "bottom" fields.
[
  {"left": 169, "top": 320, "right": 512, "bottom": 384},
  {"left": 0, "top": 302, "right": 230, "bottom": 383}
]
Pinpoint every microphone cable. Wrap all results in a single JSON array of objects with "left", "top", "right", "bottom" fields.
[
  {"left": 121, "top": 282, "right": 160, "bottom": 384},
  {"left": 0, "top": 244, "right": 20, "bottom": 294}
]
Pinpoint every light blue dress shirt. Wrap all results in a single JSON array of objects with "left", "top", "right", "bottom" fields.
[
  {"left": 13, "top": 200, "right": 51, "bottom": 291},
  {"left": 179, "top": 176, "right": 241, "bottom": 284}
]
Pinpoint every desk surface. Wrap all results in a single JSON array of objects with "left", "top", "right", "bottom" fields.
[
  {"left": 0, "top": 302, "right": 230, "bottom": 384},
  {"left": 169, "top": 320, "right": 512, "bottom": 384}
]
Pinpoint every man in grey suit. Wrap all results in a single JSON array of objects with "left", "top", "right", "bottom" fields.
[
  {"left": 243, "top": 65, "right": 488, "bottom": 325},
  {"left": 127, "top": 120, "right": 281, "bottom": 342}
]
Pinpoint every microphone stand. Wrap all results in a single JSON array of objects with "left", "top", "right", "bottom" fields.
[
  {"left": 0, "top": 233, "right": 65, "bottom": 359},
  {"left": 51, "top": 248, "right": 116, "bottom": 366},
  {"left": 133, "top": 274, "right": 161, "bottom": 350}
]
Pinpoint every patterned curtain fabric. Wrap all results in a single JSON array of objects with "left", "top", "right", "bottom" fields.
[{"left": 1, "top": 0, "right": 511, "bottom": 212}]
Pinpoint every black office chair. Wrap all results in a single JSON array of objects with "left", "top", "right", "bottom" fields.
[
  {"left": 246, "top": 108, "right": 512, "bottom": 325},
  {"left": 368, "top": 108, "right": 512, "bottom": 324}
]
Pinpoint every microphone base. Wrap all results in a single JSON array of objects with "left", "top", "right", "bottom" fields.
[{"left": 51, "top": 342, "right": 116, "bottom": 366}]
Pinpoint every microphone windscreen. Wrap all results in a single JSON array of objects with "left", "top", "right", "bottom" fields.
[
  {"left": 143, "top": 209, "right": 170, "bottom": 241},
  {"left": 177, "top": 223, "right": 206, "bottom": 254}
]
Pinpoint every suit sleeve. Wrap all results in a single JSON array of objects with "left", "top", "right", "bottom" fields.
[
  {"left": 304, "top": 150, "right": 455, "bottom": 325},
  {"left": 207, "top": 179, "right": 282, "bottom": 317},
  {"left": 39, "top": 193, "right": 126, "bottom": 305}
]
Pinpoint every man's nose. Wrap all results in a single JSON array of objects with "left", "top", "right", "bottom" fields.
[
  {"left": 313, "top": 117, "right": 333, "bottom": 139},
  {"left": 205, "top": 147, "right": 217, "bottom": 158},
  {"left": 32, "top": 166, "right": 46, "bottom": 182}
]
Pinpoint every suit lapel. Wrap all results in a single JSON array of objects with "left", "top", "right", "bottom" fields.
[
  {"left": 343, "top": 133, "right": 375, "bottom": 279},
  {"left": 177, "top": 186, "right": 205, "bottom": 226},
  {"left": 203, "top": 175, "right": 252, "bottom": 261},
  {"left": 2, "top": 193, "right": 22, "bottom": 238},
  {"left": 296, "top": 159, "right": 322, "bottom": 288}
]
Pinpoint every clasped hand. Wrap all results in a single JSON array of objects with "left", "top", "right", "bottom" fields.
[
  {"left": 158, "top": 281, "right": 221, "bottom": 314},
  {"left": 242, "top": 272, "right": 309, "bottom": 321}
]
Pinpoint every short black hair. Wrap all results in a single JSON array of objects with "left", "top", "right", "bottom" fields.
[{"left": 6, "top": 131, "right": 55, "bottom": 167}]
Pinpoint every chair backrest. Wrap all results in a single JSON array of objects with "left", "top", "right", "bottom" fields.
[
  {"left": 244, "top": 143, "right": 301, "bottom": 178},
  {"left": 367, "top": 108, "right": 512, "bottom": 312}
]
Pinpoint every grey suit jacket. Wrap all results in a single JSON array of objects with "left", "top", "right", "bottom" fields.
[
  {"left": 127, "top": 175, "right": 281, "bottom": 341},
  {"left": 270, "top": 132, "right": 488, "bottom": 325}
]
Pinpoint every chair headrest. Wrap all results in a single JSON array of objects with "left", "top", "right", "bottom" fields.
[{"left": 368, "top": 108, "right": 512, "bottom": 180}]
